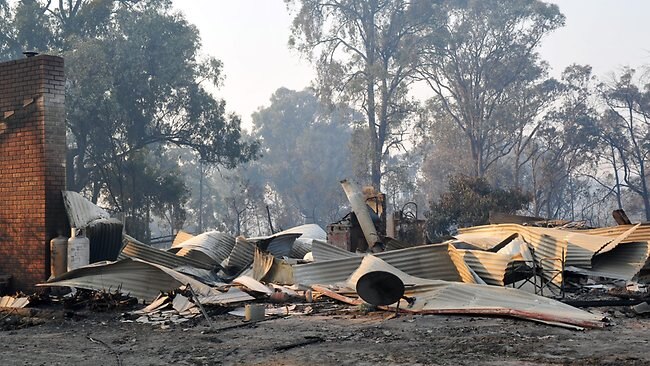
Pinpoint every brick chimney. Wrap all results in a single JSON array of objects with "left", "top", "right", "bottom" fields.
[{"left": 0, "top": 54, "right": 67, "bottom": 291}]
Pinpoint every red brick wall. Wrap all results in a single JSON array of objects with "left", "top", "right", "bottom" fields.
[{"left": 0, "top": 55, "right": 67, "bottom": 291}]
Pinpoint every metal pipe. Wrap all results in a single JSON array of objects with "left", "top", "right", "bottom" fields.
[{"left": 340, "top": 179, "right": 384, "bottom": 252}]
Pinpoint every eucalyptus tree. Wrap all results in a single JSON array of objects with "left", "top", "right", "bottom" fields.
[
  {"left": 286, "top": 0, "right": 438, "bottom": 190},
  {"left": 417, "top": 0, "right": 565, "bottom": 178}
]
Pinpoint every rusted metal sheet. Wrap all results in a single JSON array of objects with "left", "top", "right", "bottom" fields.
[{"left": 171, "top": 231, "right": 195, "bottom": 247}]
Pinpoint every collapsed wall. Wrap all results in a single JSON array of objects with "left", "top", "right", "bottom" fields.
[{"left": 0, "top": 54, "right": 67, "bottom": 291}]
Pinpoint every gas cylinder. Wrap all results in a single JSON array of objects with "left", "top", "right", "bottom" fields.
[
  {"left": 67, "top": 228, "right": 90, "bottom": 271},
  {"left": 50, "top": 233, "right": 68, "bottom": 278}
]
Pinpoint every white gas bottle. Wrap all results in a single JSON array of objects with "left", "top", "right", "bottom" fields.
[
  {"left": 67, "top": 228, "right": 90, "bottom": 271},
  {"left": 50, "top": 233, "right": 68, "bottom": 277}
]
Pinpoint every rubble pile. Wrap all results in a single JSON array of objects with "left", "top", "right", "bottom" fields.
[{"left": 6, "top": 186, "right": 649, "bottom": 332}]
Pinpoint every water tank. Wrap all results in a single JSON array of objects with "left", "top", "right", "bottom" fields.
[
  {"left": 50, "top": 234, "right": 68, "bottom": 278},
  {"left": 67, "top": 228, "right": 90, "bottom": 271}
]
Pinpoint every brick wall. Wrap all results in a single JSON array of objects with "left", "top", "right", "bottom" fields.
[{"left": 0, "top": 55, "right": 67, "bottom": 291}]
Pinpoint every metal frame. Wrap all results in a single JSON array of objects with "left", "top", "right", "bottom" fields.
[{"left": 510, "top": 245, "right": 565, "bottom": 298}]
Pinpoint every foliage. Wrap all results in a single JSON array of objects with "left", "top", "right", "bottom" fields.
[
  {"left": 0, "top": 0, "right": 257, "bottom": 239},
  {"left": 418, "top": 0, "right": 565, "bottom": 177},
  {"left": 426, "top": 174, "right": 530, "bottom": 238},
  {"left": 286, "top": 0, "right": 434, "bottom": 189},
  {"left": 595, "top": 68, "right": 650, "bottom": 220},
  {"left": 251, "top": 87, "right": 353, "bottom": 229}
]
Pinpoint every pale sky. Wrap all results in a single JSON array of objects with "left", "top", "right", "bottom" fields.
[{"left": 172, "top": 0, "right": 650, "bottom": 128}]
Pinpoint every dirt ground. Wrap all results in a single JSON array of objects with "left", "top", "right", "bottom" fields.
[{"left": 1, "top": 301, "right": 649, "bottom": 366}]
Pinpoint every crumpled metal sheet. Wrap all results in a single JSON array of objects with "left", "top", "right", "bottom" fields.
[
  {"left": 316, "top": 255, "right": 603, "bottom": 329},
  {"left": 172, "top": 231, "right": 195, "bottom": 247},
  {"left": 200, "top": 287, "right": 256, "bottom": 305},
  {"left": 565, "top": 241, "right": 650, "bottom": 281},
  {"left": 457, "top": 224, "right": 641, "bottom": 286},
  {"left": 221, "top": 237, "right": 256, "bottom": 274},
  {"left": 457, "top": 250, "right": 510, "bottom": 286},
  {"left": 311, "top": 240, "right": 358, "bottom": 262},
  {"left": 293, "top": 243, "right": 476, "bottom": 286},
  {"left": 567, "top": 223, "right": 650, "bottom": 243},
  {"left": 454, "top": 231, "right": 519, "bottom": 251},
  {"left": 276, "top": 224, "right": 326, "bottom": 240},
  {"left": 266, "top": 234, "right": 302, "bottom": 258},
  {"left": 62, "top": 190, "right": 124, "bottom": 262},
  {"left": 119, "top": 235, "right": 214, "bottom": 270},
  {"left": 86, "top": 219, "right": 124, "bottom": 262},
  {"left": 289, "top": 239, "right": 313, "bottom": 259},
  {"left": 62, "top": 190, "right": 113, "bottom": 228},
  {"left": 170, "top": 231, "right": 236, "bottom": 268},
  {"left": 252, "top": 249, "right": 295, "bottom": 285},
  {"left": 249, "top": 224, "right": 326, "bottom": 259},
  {"left": 38, "top": 258, "right": 220, "bottom": 302}
]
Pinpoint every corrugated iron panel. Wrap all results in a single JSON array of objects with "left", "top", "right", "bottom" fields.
[
  {"left": 119, "top": 235, "right": 214, "bottom": 270},
  {"left": 221, "top": 237, "right": 256, "bottom": 272},
  {"left": 38, "top": 258, "right": 219, "bottom": 302},
  {"left": 62, "top": 190, "right": 124, "bottom": 263},
  {"left": 266, "top": 234, "right": 301, "bottom": 258},
  {"left": 457, "top": 250, "right": 510, "bottom": 286},
  {"left": 311, "top": 240, "right": 358, "bottom": 261},
  {"left": 172, "top": 231, "right": 235, "bottom": 267},
  {"left": 276, "top": 224, "right": 326, "bottom": 240},
  {"left": 456, "top": 224, "right": 639, "bottom": 286},
  {"left": 62, "top": 190, "right": 112, "bottom": 228},
  {"left": 172, "top": 231, "right": 195, "bottom": 247},
  {"left": 293, "top": 243, "right": 475, "bottom": 286},
  {"left": 566, "top": 241, "right": 650, "bottom": 281},
  {"left": 86, "top": 219, "right": 124, "bottom": 262},
  {"left": 293, "top": 256, "right": 362, "bottom": 286},
  {"left": 454, "top": 231, "right": 518, "bottom": 250},
  {"left": 337, "top": 255, "right": 603, "bottom": 329},
  {"left": 289, "top": 238, "right": 312, "bottom": 259},
  {"left": 568, "top": 223, "right": 650, "bottom": 243}
]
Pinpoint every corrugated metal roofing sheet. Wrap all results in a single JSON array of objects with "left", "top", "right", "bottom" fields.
[
  {"left": 275, "top": 224, "right": 326, "bottom": 240},
  {"left": 62, "top": 190, "right": 113, "bottom": 228},
  {"left": 289, "top": 239, "right": 312, "bottom": 259},
  {"left": 456, "top": 224, "right": 640, "bottom": 286},
  {"left": 172, "top": 231, "right": 195, "bottom": 247},
  {"left": 566, "top": 241, "right": 650, "bottom": 281},
  {"left": 86, "top": 220, "right": 124, "bottom": 262},
  {"left": 330, "top": 256, "right": 604, "bottom": 329},
  {"left": 171, "top": 231, "right": 235, "bottom": 268},
  {"left": 221, "top": 237, "right": 256, "bottom": 273},
  {"left": 62, "top": 190, "right": 124, "bottom": 263},
  {"left": 567, "top": 223, "right": 650, "bottom": 243},
  {"left": 311, "top": 240, "right": 358, "bottom": 261},
  {"left": 457, "top": 250, "right": 510, "bottom": 286},
  {"left": 119, "top": 235, "right": 214, "bottom": 270},
  {"left": 38, "top": 258, "right": 220, "bottom": 302},
  {"left": 293, "top": 243, "right": 475, "bottom": 286}
]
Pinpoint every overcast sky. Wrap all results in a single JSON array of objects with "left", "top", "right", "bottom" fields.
[{"left": 172, "top": 0, "right": 650, "bottom": 128}]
